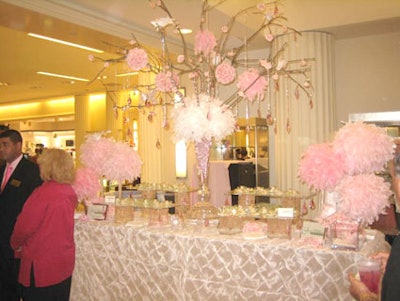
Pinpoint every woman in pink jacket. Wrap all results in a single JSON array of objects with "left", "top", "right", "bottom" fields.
[{"left": 11, "top": 148, "right": 77, "bottom": 301}]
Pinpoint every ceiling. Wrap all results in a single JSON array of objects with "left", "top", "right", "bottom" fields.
[{"left": 0, "top": 0, "right": 400, "bottom": 107}]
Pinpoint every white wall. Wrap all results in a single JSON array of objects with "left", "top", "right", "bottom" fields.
[{"left": 334, "top": 32, "right": 400, "bottom": 128}]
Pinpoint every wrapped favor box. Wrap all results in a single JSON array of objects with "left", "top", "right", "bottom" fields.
[
  {"left": 114, "top": 205, "right": 135, "bottom": 223},
  {"left": 148, "top": 208, "right": 170, "bottom": 227},
  {"left": 141, "top": 189, "right": 156, "bottom": 200},
  {"left": 267, "top": 217, "right": 292, "bottom": 239},
  {"left": 238, "top": 194, "right": 256, "bottom": 207}
]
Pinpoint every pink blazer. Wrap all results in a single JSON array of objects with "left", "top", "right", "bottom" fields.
[{"left": 10, "top": 181, "right": 78, "bottom": 287}]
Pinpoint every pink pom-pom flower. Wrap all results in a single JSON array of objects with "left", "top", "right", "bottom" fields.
[
  {"left": 155, "top": 71, "right": 180, "bottom": 92},
  {"left": 72, "top": 167, "right": 101, "bottom": 201},
  {"left": 80, "top": 134, "right": 142, "bottom": 183},
  {"left": 102, "top": 141, "right": 142, "bottom": 182},
  {"left": 126, "top": 48, "right": 148, "bottom": 71},
  {"left": 237, "top": 68, "right": 267, "bottom": 101},
  {"left": 215, "top": 62, "right": 236, "bottom": 85},
  {"left": 80, "top": 135, "right": 115, "bottom": 176},
  {"left": 335, "top": 173, "right": 392, "bottom": 224},
  {"left": 332, "top": 122, "right": 394, "bottom": 175},
  {"left": 195, "top": 29, "right": 217, "bottom": 56},
  {"left": 298, "top": 143, "right": 345, "bottom": 191}
]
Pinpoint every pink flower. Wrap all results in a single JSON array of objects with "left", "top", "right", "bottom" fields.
[
  {"left": 126, "top": 48, "right": 148, "bottom": 71},
  {"left": 265, "top": 33, "right": 274, "bottom": 42},
  {"left": 177, "top": 54, "right": 185, "bottom": 63},
  {"left": 257, "top": 3, "right": 266, "bottom": 11},
  {"left": 298, "top": 143, "right": 345, "bottom": 191},
  {"left": 335, "top": 173, "right": 392, "bottom": 224},
  {"left": 259, "top": 59, "right": 272, "bottom": 70},
  {"left": 195, "top": 30, "right": 217, "bottom": 56},
  {"left": 215, "top": 62, "right": 236, "bottom": 85},
  {"left": 88, "top": 54, "right": 95, "bottom": 62},
  {"left": 72, "top": 167, "right": 101, "bottom": 200},
  {"left": 237, "top": 69, "right": 267, "bottom": 101},
  {"left": 155, "top": 71, "right": 180, "bottom": 92},
  {"left": 332, "top": 122, "right": 394, "bottom": 175}
]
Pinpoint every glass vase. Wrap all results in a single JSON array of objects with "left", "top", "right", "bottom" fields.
[{"left": 185, "top": 139, "right": 218, "bottom": 222}]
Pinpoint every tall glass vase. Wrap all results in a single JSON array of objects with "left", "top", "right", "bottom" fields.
[
  {"left": 186, "top": 138, "right": 218, "bottom": 221},
  {"left": 195, "top": 138, "right": 212, "bottom": 203}
]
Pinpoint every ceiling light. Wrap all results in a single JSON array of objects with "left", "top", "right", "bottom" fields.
[
  {"left": 116, "top": 72, "right": 139, "bottom": 77},
  {"left": 180, "top": 29, "right": 192, "bottom": 35},
  {"left": 28, "top": 33, "right": 104, "bottom": 53},
  {"left": 37, "top": 71, "right": 89, "bottom": 82}
]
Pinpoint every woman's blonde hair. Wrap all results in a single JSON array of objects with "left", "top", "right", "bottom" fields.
[{"left": 37, "top": 148, "right": 75, "bottom": 184}]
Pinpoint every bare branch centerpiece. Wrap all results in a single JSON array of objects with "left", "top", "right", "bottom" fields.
[{"left": 87, "top": 0, "right": 316, "bottom": 221}]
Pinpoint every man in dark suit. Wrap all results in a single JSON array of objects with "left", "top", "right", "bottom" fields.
[
  {"left": 0, "top": 129, "right": 42, "bottom": 300},
  {"left": 0, "top": 125, "right": 10, "bottom": 166}
]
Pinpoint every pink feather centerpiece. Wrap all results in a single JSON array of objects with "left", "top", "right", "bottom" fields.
[
  {"left": 298, "top": 143, "right": 345, "bottom": 191},
  {"left": 173, "top": 94, "right": 236, "bottom": 187},
  {"left": 298, "top": 122, "right": 394, "bottom": 225},
  {"left": 75, "top": 133, "right": 142, "bottom": 201},
  {"left": 332, "top": 122, "right": 394, "bottom": 175},
  {"left": 72, "top": 167, "right": 102, "bottom": 201}
]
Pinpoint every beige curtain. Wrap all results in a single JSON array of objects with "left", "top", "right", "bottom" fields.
[{"left": 270, "top": 31, "right": 336, "bottom": 193}]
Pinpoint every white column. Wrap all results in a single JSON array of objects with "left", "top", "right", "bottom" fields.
[
  {"left": 74, "top": 94, "right": 90, "bottom": 167},
  {"left": 270, "top": 31, "right": 336, "bottom": 192},
  {"left": 137, "top": 72, "right": 176, "bottom": 183},
  {"left": 106, "top": 92, "right": 124, "bottom": 141}
]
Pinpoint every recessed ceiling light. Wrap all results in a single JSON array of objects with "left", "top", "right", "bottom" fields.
[
  {"left": 37, "top": 71, "right": 89, "bottom": 82},
  {"left": 28, "top": 33, "right": 104, "bottom": 53},
  {"left": 180, "top": 28, "right": 192, "bottom": 35},
  {"left": 116, "top": 72, "right": 139, "bottom": 77}
]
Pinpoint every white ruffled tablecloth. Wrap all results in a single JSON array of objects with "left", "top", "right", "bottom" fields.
[{"left": 70, "top": 221, "right": 390, "bottom": 301}]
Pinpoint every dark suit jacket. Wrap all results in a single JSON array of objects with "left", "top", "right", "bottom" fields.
[
  {"left": 0, "top": 157, "right": 42, "bottom": 259},
  {"left": 381, "top": 236, "right": 400, "bottom": 301}
]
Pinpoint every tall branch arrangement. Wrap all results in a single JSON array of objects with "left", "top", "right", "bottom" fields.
[{"left": 88, "top": 0, "right": 314, "bottom": 128}]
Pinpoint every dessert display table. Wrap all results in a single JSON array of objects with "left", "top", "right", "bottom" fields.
[{"left": 71, "top": 221, "right": 390, "bottom": 301}]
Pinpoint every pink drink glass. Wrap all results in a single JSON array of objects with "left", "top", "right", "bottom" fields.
[{"left": 358, "top": 259, "right": 381, "bottom": 294}]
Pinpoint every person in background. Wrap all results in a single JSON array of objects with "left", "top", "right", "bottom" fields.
[
  {"left": 240, "top": 148, "right": 250, "bottom": 160},
  {"left": 349, "top": 152, "right": 400, "bottom": 301},
  {"left": 0, "top": 129, "right": 42, "bottom": 301},
  {"left": 0, "top": 124, "right": 9, "bottom": 133},
  {"left": 390, "top": 139, "right": 400, "bottom": 228},
  {"left": 10, "top": 148, "right": 77, "bottom": 301},
  {"left": 0, "top": 124, "right": 10, "bottom": 166},
  {"left": 29, "top": 144, "right": 44, "bottom": 164},
  {"left": 380, "top": 153, "right": 400, "bottom": 301}
]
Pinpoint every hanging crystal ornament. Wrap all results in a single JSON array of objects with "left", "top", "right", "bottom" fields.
[
  {"left": 113, "top": 105, "right": 118, "bottom": 119},
  {"left": 161, "top": 103, "right": 169, "bottom": 129},
  {"left": 286, "top": 80, "right": 291, "bottom": 134},
  {"left": 309, "top": 199, "right": 316, "bottom": 210},
  {"left": 301, "top": 201, "right": 308, "bottom": 216},
  {"left": 257, "top": 97, "right": 262, "bottom": 118}
]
